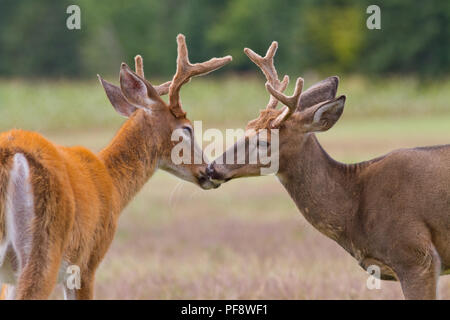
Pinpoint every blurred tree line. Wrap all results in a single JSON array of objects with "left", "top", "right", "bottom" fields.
[{"left": 0, "top": 0, "right": 448, "bottom": 78}]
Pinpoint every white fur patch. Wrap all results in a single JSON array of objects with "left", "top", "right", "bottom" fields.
[
  {"left": 0, "top": 154, "right": 69, "bottom": 295},
  {"left": 0, "top": 153, "right": 34, "bottom": 285},
  {"left": 313, "top": 99, "right": 344, "bottom": 124}
]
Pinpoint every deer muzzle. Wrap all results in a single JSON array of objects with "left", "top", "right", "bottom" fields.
[{"left": 206, "top": 162, "right": 230, "bottom": 185}]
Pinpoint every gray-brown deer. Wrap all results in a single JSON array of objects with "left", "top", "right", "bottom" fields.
[
  {"left": 0, "top": 34, "right": 230, "bottom": 299},
  {"left": 207, "top": 41, "right": 450, "bottom": 299}
]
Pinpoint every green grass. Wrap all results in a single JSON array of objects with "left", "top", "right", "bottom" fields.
[{"left": 1, "top": 75, "right": 449, "bottom": 132}]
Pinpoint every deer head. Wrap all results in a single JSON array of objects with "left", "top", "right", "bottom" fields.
[
  {"left": 99, "top": 34, "right": 232, "bottom": 190},
  {"left": 207, "top": 41, "right": 345, "bottom": 183}
]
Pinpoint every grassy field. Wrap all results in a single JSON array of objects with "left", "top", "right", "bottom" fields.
[
  {"left": 1, "top": 75, "right": 450, "bottom": 131},
  {"left": 1, "top": 77, "right": 450, "bottom": 299}
]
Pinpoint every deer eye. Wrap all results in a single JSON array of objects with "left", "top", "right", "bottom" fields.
[{"left": 182, "top": 126, "right": 193, "bottom": 136}]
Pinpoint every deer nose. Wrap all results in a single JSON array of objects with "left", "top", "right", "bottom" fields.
[
  {"left": 206, "top": 163, "right": 225, "bottom": 182},
  {"left": 206, "top": 163, "right": 214, "bottom": 177}
]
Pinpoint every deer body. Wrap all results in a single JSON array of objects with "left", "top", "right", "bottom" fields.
[
  {"left": 278, "top": 133, "right": 450, "bottom": 297},
  {"left": 208, "top": 41, "right": 450, "bottom": 299},
  {"left": 0, "top": 110, "right": 182, "bottom": 299},
  {"left": 0, "top": 129, "right": 119, "bottom": 299},
  {"left": 0, "top": 110, "right": 174, "bottom": 299},
  {"left": 0, "top": 34, "right": 230, "bottom": 299}
]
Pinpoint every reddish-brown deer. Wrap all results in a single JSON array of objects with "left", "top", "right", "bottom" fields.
[
  {"left": 0, "top": 34, "right": 231, "bottom": 299},
  {"left": 208, "top": 41, "right": 450, "bottom": 299}
]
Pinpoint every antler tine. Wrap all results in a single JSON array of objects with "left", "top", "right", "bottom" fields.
[
  {"left": 267, "top": 75, "right": 289, "bottom": 109},
  {"left": 169, "top": 34, "right": 232, "bottom": 117},
  {"left": 134, "top": 55, "right": 171, "bottom": 96},
  {"left": 244, "top": 42, "right": 289, "bottom": 109},
  {"left": 265, "top": 77, "right": 304, "bottom": 128},
  {"left": 134, "top": 55, "right": 145, "bottom": 78},
  {"left": 266, "top": 77, "right": 304, "bottom": 113},
  {"left": 154, "top": 81, "right": 171, "bottom": 96}
]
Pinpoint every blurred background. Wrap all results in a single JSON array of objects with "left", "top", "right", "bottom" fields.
[{"left": 0, "top": 0, "right": 449, "bottom": 299}]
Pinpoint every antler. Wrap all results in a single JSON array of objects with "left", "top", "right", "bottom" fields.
[
  {"left": 134, "top": 55, "right": 145, "bottom": 77},
  {"left": 244, "top": 42, "right": 289, "bottom": 109},
  {"left": 266, "top": 76, "right": 304, "bottom": 115},
  {"left": 168, "top": 34, "right": 232, "bottom": 118},
  {"left": 265, "top": 77, "right": 303, "bottom": 127},
  {"left": 134, "top": 55, "right": 171, "bottom": 96}
]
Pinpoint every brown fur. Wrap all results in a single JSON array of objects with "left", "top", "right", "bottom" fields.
[
  {"left": 0, "top": 151, "right": 11, "bottom": 242},
  {"left": 246, "top": 109, "right": 284, "bottom": 131}
]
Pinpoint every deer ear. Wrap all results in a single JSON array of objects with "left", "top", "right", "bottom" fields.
[
  {"left": 98, "top": 75, "right": 138, "bottom": 118},
  {"left": 304, "top": 95, "right": 346, "bottom": 132},
  {"left": 119, "top": 63, "right": 163, "bottom": 108},
  {"left": 298, "top": 76, "right": 339, "bottom": 110}
]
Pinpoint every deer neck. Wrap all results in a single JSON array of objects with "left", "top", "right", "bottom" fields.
[
  {"left": 99, "top": 110, "right": 162, "bottom": 211},
  {"left": 277, "top": 133, "right": 358, "bottom": 244}
]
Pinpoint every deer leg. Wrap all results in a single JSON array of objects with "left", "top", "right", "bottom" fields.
[
  {"left": 395, "top": 245, "right": 441, "bottom": 300},
  {"left": 62, "top": 269, "right": 95, "bottom": 300},
  {"left": 398, "top": 268, "right": 439, "bottom": 300},
  {"left": 0, "top": 284, "right": 6, "bottom": 299},
  {"left": 14, "top": 238, "right": 66, "bottom": 300},
  {"left": 67, "top": 219, "right": 116, "bottom": 300},
  {"left": 72, "top": 248, "right": 111, "bottom": 300},
  {"left": 63, "top": 245, "right": 106, "bottom": 300},
  {"left": 14, "top": 253, "right": 62, "bottom": 299},
  {"left": 13, "top": 205, "right": 70, "bottom": 300},
  {"left": 0, "top": 284, "right": 15, "bottom": 299},
  {"left": 63, "top": 285, "right": 77, "bottom": 300},
  {"left": 76, "top": 273, "right": 95, "bottom": 300},
  {"left": 4, "top": 153, "right": 64, "bottom": 299},
  {"left": 4, "top": 285, "right": 15, "bottom": 299}
]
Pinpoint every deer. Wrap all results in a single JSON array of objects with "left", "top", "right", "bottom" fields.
[
  {"left": 0, "top": 34, "right": 231, "bottom": 299},
  {"left": 207, "top": 41, "right": 450, "bottom": 300}
]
